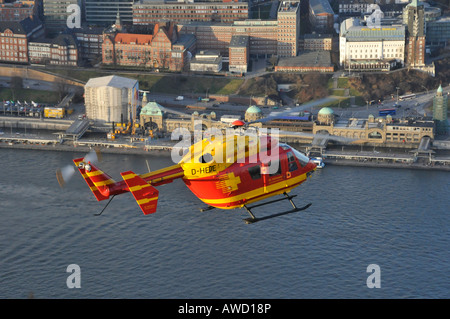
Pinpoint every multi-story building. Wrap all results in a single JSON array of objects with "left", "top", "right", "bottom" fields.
[
  {"left": 404, "top": 0, "right": 425, "bottom": 67},
  {"left": 85, "top": 0, "right": 134, "bottom": 26},
  {"left": 432, "top": 85, "right": 449, "bottom": 135},
  {"left": 71, "top": 25, "right": 105, "bottom": 63},
  {"left": 102, "top": 22, "right": 196, "bottom": 72},
  {"left": 426, "top": 16, "right": 450, "bottom": 48},
  {"left": 132, "top": 0, "right": 249, "bottom": 25},
  {"left": 309, "top": 0, "right": 334, "bottom": 33},
  {"left": 42, "top": 0, "right": 81, "bottom": 32},
  {"left": 177, "top": 2, "right": 301, "bottom": 59},
  {"left": 28, "top": 34, "right": 79, "bottom": 66},
  {"left": 339, "top": 17, "right": 406, "bottom": 71},
  {"left": 229, "top": 35, "right": 249, "bottom": 73},
  {"left": 277, "top": 1, "right": 300, "bottom": 57},
  {"left": 0, "top": 15, "right": 44, "bottom": 64},
  {"left": 0, "top": 1, "right": 38, "bottom": 22},
  {"left": 177, "top": 20, "right": 279, "bottom": 58}
]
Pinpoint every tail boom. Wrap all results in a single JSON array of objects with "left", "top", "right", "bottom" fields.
[{"left": 73, "top": 159, "right": 184, "bottom": 214}]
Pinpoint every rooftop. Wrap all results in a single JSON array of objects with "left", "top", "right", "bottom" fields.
[
  {"left": 230, "top": 35, "right": 249, "bottom": 48},
  {"left": 85, "top": 75, "right": 138, "bottom": 89},
  {"left": 277, "top": 51, "right": 333, "bottom": 68},
  {"left": 309, "top": 0, "right": 334, "bottom": 15}
]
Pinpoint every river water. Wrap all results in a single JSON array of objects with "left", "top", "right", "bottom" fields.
[{"left": 0, "top": 147, "right": 448, "bottom": 299}]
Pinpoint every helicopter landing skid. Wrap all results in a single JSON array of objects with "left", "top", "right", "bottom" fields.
[{"left": 243, "top": 193, "right": 311, "bottom": 224}]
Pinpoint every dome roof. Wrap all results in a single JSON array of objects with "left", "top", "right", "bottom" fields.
[
  {"left": 437, "top": 84, "right": 443, "bottom": 93},
  {"left": 141, "top": 101, "right": 163, "bottom": 116},
  {"left": 246, "top": 105, "right": 262, "bottom": 114},
  {"left": 318, "top": 107, "right": 334, "bottom": 116}
]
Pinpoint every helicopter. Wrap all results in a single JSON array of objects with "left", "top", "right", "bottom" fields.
[
  {"left": 56, "top": 104, "right": 360, "bottom": 224},
  {"left": 57, "top": 124, "right": 321, "bottom": 224}
]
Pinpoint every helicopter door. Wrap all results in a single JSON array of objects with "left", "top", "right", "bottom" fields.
[{"left": 262, "top": 154, "right": 286, "bottom": 192}]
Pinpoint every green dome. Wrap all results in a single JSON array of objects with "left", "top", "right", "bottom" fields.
[
  {"left": 246, "top": 105, "right": 262, "bottom": 114},
  {"left": 141, "top": 101, "right": 163, "bottom": 116},
  {"left": 437, "top": 85, "right": 443, "bottom": 94},
  {"left": 318, "top": 107, "right": 334, "bottom": 116}
]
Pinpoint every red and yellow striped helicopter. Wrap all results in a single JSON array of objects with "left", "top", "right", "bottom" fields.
[{"left": 57, "top": 125, "right": 320, "bottom": 223}]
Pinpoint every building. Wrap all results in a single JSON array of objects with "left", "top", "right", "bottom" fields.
[
  {"left": 28, "top": 34, "right": 79, "bottom": 66},
  {"left": 0, "top": 15, "right": 44, "bottom": 64},
  {"left": 0, "top": 1, "right": 38, "bottom": 22},
  {"left": 177, "top": 20, "right": 279, "bottom": 58},
  {"left": 42, "top": 0, "right": 81, "bottom": 32},
  {"left": 244, "top": 105, "right": 264, "bottom": 122},
  {"left": 432, "top": 85, "right": 449, "bottom": 135},
  {"left": 275, "top": 51, "right": 335, "bottom": 72},
  {"left": 313, "top": 106, "right": 435, "bottom": 146},
  {"left": 84, "top": 75, "right": 139, "bottom": 123},
  {"left": 71, "top": 25, "right": 105, "bottom": 63},
  {"left": 426, "top": 16, "right": 450, "bottom": 48},
  {"left": 277, "top": 1, "right": 301, "bottom": 57},
  {"left": 404, "top": 0, "right": 425, "bottom": 67},
  {"left": 303, "top": 33, "right": 333, "bottom": 51},
  {"left": 190, "top": 50, "right": 222, "bottom": 73},
  {"left": 132, "top": 0, "right": 249, "bottom": 25},
  {"left": 229, "top": 35, "right": 249, "bottom": 74},
  {"left": 102, "top": 22, "right": 196, "bottom": 72},
  {"left": 339, "top": 17, "right": 406, "bottom": 71},
  {"left": 309, "top": 0, "right": 334, "bottom": 33},
  {"left": 139, "top": 101, "right": 224, "bottom": 134},
  {"left": 85, "top": 0, "right": 134, "bottom": 26}
]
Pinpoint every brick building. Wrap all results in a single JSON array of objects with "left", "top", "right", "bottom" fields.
[
  {"left": 0, "top": 15, "right": 43, "bottom": 64},
  {"left": 404, "top": 0, "right": 425, "bottom": 67},
  {"left": 229, "top": 35, "right": 249, "bottom": 74},
  {"left": 28, "top": 34, "right": 79, "bottom": 66},
  {"left": 102, "top": 22, "right": 196, "bottom": 72},
  {"left": 0, "top": 1, "right": 38, "bottom": 22},
  {"left": 132, "top": 0, "right": 249, "bottom": 25}
]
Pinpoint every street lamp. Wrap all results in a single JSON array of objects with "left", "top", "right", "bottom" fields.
[{"left": 396, "top": 87, "right": 400, "bottom": 105}]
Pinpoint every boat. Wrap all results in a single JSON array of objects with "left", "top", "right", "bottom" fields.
[{"left": 311, "top": 157, "right": 325, "bottom": 168}]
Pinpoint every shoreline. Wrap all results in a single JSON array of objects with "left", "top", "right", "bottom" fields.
[{"left": 1, "top": 140, "right": 450, "bottom": 172}]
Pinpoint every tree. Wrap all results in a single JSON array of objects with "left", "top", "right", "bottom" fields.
[{"left": 10, "top": 76, "right": 23, "bottom": 101}]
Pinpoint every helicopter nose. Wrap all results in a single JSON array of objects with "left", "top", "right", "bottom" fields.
[{"left": 306, "top": 161, "right": 316, "bottom": 177}]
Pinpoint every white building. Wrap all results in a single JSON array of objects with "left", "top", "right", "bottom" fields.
[
  {"left": 339, "top": 17, "right": 406, "bottom": 71},
  {"left": 190, "top": 51, "right": 222, "bottom": 73},
  {"left": 84, "top": 75, "right": 139, "bottom": 123}
]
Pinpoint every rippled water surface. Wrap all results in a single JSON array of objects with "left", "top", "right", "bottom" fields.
[{"left": 0, "top": 148, "right": 449, "bottom": 298}]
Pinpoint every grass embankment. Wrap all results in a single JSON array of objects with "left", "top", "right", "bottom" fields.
[
  {"left": 47, "top": 68, "right": 244, "bottom": 96},
  {"left": 0, "top": 88, "right": 60, "bottom": 104}
]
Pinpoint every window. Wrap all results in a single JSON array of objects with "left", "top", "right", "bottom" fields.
[
  {"left": 248, "top": 165, "right": 261, "bottom": 180},
  {"left": 287, "top": 152, "right": 298, "bottom": 172}
]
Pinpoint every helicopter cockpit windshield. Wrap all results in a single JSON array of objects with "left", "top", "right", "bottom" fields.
[{"left": 280, "top": 144, "right": 310, "bottom": 167}]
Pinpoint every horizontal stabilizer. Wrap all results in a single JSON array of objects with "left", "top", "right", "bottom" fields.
[{"left": 121, "top": 171, "right": 159, "bottom": 215}]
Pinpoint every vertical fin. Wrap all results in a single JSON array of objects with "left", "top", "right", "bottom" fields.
[
  {"left": 73, "top": 157, "right": 109, "bottom": 201},
  {"left": 121, "top": 171, "right": 159, "bottom": 215}
]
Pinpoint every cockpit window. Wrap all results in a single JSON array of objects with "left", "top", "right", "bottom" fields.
[
  {"left": 291, "top": 148, "right": 310, "bottom": 167},
  {"left": 287, "top": 151, "right": 298, "bottom": 172}
]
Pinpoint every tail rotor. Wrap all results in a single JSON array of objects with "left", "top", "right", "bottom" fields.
[{"left": 56, "top": 148, "right": 102, "bottom": 188}]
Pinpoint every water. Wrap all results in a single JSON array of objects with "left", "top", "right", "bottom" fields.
[{"left": 0, "top": 148, "right": 449, "bottom": 299}]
